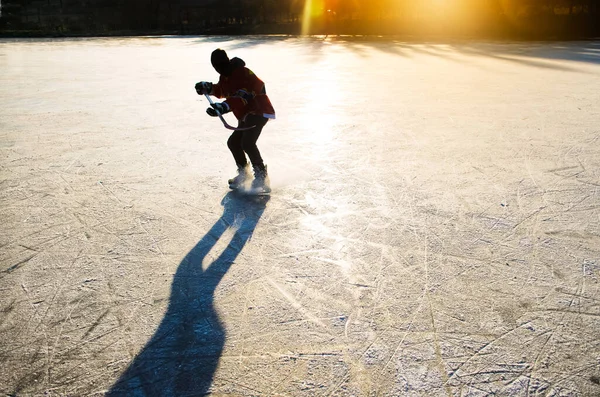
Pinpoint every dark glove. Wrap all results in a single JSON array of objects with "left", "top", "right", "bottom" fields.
[
  {"left": 206, "top": 102, "right": 230, "bottom": 117},
  {"left": 195, "top": 81, "right": 212, "bottom": 95},
  {"left": 235, "top": 89, "right": 254, "bottom": 101}
]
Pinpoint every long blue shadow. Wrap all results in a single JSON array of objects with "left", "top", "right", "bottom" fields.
[{"left": 107, "top": 191, "right": 269, "bottom": 396}]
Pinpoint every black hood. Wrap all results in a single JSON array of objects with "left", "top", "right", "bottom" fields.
[
  {"left": 230, "top": 57, "right": 245, "bottom": 69},
  {"left": 211, "top": 48, "right": 245, "bottom": 76}
]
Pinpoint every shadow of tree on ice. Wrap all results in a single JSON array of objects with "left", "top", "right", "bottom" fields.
[{"left": 107, "top": 191, "right": 269, "bottom": 396}]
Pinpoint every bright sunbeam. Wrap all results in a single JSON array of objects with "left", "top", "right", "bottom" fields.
[
  {"left": 301, "top": 0, "right": 313, "bottom": 35},
  {"left": 301, "top": 0, "right": 326, "bottom": 35}
]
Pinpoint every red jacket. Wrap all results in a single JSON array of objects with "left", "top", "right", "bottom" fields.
[{"left": 211, "top": 58, "right": 276, "bottom": 121}]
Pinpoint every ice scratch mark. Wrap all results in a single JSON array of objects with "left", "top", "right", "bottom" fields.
[
  {"left": 445, "top": 321, "right": 536, "bottom": 385},
  {"left": 344, "top": 313, "right": 352, "bottom": 338},
  {"left": 548, "top": 362, "right": 600, "bottom": 391},
  {"left": 347, "top": 282, "right": 375, "bottom": 288},
  {"left": 312, "top": 256, "right": 351, "bottom": 271},
  {"left": 62, "top": 155, "right": 82, "bottom": 173},
  {"left": 427, "top": 294, "right": 453, "bottom": 397},
  {"left": 326, "top": 373, "right": 350, "bottom": 397},
  {"left": 42, "top": 291, "right": 81, "bottom": 388},
  {"left": 2, "top": 253, "right": 38, "bottom": 274},
  {"left": 81, "top": 309, "right": 111, "bottom": 340},
  {"left": 97, "top": 181, "right": 123, "bottom": 204},
  {"left": 555, "top": 288, "right": 600, "bottom": 303},
  {"left": 137, "top": 218, "right": 164, "bottom": 256},
  {"left": 577, "top": 179, "right": 600, "bottom": 187},
  {"left": 277, "top": 315, "right": 347, "bottom": 325},
  {"left": 266, "top": 277, "right": 326, "bottom": 328},
  {"left": 58, "top": 173, "right": 75, "bottom": 193},
  {"left": 421, "top": 239, "right": 451, "bottom": 396},
  {"left": 546, "top": 165, "right": 580, "bottom": 174},
  {"left": 535, "top": 309, "right": 600, "bottom": 318},
  {"left": 277, "top": 249, "right": 326, "bottom": 258},
  {"left": 372, "top": 295, "right": 426, "bottom": 395},
  {"left": 58, "top": 326, "right": 120, "bottom": 357},
  {"left": 237, "top": 280, "right": 257, "bottom": 365},
  {"left": 525, "top": 330, "right": 553, "bottom": 396},
  {"left": 23, "top": 200, "right": 50, "bottom": 223},
  {"left": 214, "top": 375, "right": 282, "bottom": 396},
  {"left": 507, "top": 206, "right": 547, "bottom": 232}
]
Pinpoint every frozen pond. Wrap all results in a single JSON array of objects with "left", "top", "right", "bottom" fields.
[{"left": 1, "top": 36, "right": 600, "bottom": 396}]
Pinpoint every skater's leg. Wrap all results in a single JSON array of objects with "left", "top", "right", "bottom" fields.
[
  {"left": 226, "top": 131, "right": 251, "bottom": 189},
  {"left": 227, "top": 130, "right": 248, "bottom": 166},
  {"left": 239, "top": 115, "right": 268, "bottom": 169},
  {"left": 238, "top": 115, "right": 270, "bottom": 191}
]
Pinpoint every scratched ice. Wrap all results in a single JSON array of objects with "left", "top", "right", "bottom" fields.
[{"left": 1, "top": 36, "right": 599, "bottom": 396}]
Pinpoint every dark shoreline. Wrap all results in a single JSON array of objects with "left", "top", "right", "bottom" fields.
[{"left": 2, "top": 29, "right": 600, "bottom": 41}]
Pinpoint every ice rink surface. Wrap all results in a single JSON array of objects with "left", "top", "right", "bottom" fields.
[{"left": 1, "top": 36, "right": 599, "bottom": 396}]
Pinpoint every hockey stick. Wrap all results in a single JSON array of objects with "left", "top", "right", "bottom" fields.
[{"left": 204, "top": 94, "right": 256, "bottom": 131}]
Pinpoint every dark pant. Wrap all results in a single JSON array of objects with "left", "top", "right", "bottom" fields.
[{"left": 227, "top": 114, "right": 268, "bottom": 170}]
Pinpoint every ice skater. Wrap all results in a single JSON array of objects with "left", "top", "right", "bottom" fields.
[{"left": 195, "top": 48, "right": 276, "bottom": 194}]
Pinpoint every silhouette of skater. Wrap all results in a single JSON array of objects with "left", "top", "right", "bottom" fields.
[{"left": 107, "top": 192, "right": 269, "bottom": 396}]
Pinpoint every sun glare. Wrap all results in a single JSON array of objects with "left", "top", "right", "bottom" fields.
[
  {"left": 302, "top": 0, "right": 326, "bottom": 35},
  {"left": 300, "top": 0, "right": 484, "bottom": 35},
  {"left": 301, "top": 0, "right": 312, "bottom": 35}
]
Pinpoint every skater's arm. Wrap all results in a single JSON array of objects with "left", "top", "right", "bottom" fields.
[
  {"left": 246, "top": 69, "right": 266, "bottom": 96},
  {"left": 221, "top": 97, "right": 247, "bottom": 120},
  {"left": 211, "top": 82, "right": 225, "bottom": 98},
  {"left": 220, "top": 68, "right": 267, "bottom": 119},
  {"left": 196, "top": 81, "right": 233, "bottom": 100},
  {"left": 206, "top": 84, "right": 246, "bottom": 119}
]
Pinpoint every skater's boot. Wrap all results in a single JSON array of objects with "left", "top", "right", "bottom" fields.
[
  {"left": 251, "top": 164, "right": 270, "bottom": 193},
  {"left": 228, "top": 164, "right": 250, "bottom": 190}
]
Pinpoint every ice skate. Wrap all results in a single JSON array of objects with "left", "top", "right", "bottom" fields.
[
  {"left": 249, "top": 165, "right": 271, "bottom": 195},
  {"left": 228, "top": 164, "right": 250, "bottom": 190}
]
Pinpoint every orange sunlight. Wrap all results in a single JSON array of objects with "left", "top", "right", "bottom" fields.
[
  {"left": 300, "top": 0, "right": 491, "bottom": 36},
  {"left": 302, "top": 0, "right": 324, "bottom": 35}
]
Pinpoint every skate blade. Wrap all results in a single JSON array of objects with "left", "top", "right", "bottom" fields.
[
  {"left": 228, "top": 179, "right": 270, "bottom": 195},
  {"left": 235, "top": 186, "right": 271, "bottom": 196},
  {"left": 247, "top": 187, "right": 271, "bottom": 196}
]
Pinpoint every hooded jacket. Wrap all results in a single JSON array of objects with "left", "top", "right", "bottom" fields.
[{"left": 211, "top": 57, "right": 276, "bottom": 121}]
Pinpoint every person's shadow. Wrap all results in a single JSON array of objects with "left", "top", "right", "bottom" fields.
[{"left": 107, "top": 191, "right": 270, "bottom": 396}]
